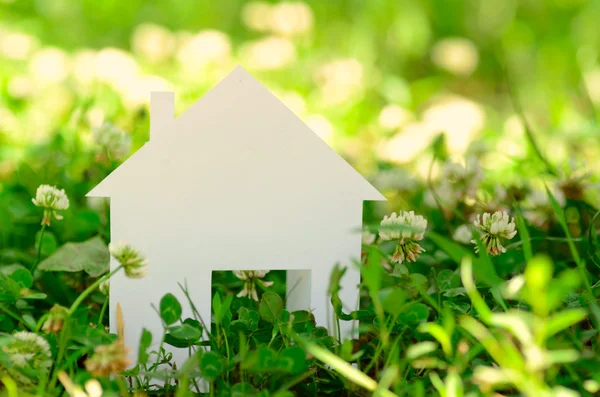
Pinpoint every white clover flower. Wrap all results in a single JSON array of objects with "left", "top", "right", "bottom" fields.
[
  {"left": 424, "top": 181, "right": 460, "bottom": 208},
  {"left": 440, "top": 155, "right": 483, "bottom": 197},
  {"left": 32, "top": 184, "right": 69, "bottom": 226},
  {"left": 109, "top": 242, "right": 148, "bottom": 278},
  {"left": 362, "top": 230, "right": 376, "bottom": 245},
  {"left": 93, "top": 122, "right": 132, "bottom": 161},
  {"left": 466, "top": 140, "right": 487, "bottom": 157},
  {"left": 10, "top": 353, "right": 32, "bottom": 367},
  {"left": 85, "top": 341, "right": 130, "bottom": 377},
  {"left": 373, "top": 169, "right": 418, "bottom": 193},
  {"left": 99, "top": 279, "right": 110, "bottom": 295},
  {"left": 233, "top": 270, "right": 274, "bottom": 301},
  {"left": 452, "top": 224, "right": 472, "bottom": 244},
  {"left": 472, "top": 211, "right": 517, "bottom": 256},
  {"left": 523, "top": 188, "right": 565, "bottom": 229},
  {"left": 527, "top": 188, "right": 566, "bottom": 208},
  {"left": 0, "top": 331, "right": 52, "bottom": 386},
  {"left": 42, "top": 304, "right": 69, "bottom": 334},
  {"left": 556, "top": 157, "right": 596, "bottom": 201},
  {"left": 477, "top": 185, "right": 510, "bottom": 214},
  {"left": 379, "top": 211, "right": 427, "bottom": 264},
  {"left": 379, "top": 211, "right": 427, "bottom": 241}
]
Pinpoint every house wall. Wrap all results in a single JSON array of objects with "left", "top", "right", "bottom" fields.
[{"left": 108, "top": 194, "right": 365, "bottom": 366}]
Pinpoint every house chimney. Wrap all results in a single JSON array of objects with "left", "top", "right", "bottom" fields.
[{"left": 150, "top": 92, "right": 174, "bottom": 141}]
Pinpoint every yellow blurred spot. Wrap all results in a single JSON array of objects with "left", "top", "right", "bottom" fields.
[
  {"left": 305, "top": 114, "right": 334, "bottom": 142},
  {"left": 545, "top": 137, "right": 568, "bottom": 164},
  {"left": 240, "top": 36, "right": 296, "bottom": 70},
  {"left": 500, "top": 116, "right": 524, "bottom": 153},
  {"left": 497, "top": 137, "right": 525, "bottom": 158},
  {"left": 119, "top": 75, "right": 173, "bottom": 108},
  {"left": 584, "top": 68, "right": 600, "bottom": 105},
  {"left": 23, "top": 109, "right": 53, "bottom": 143},
  {"left": 29, "top": 48, "right": 70, "bottom": 84},
  {"left": 414, "top": 155, "right": 440, "bottom": 180},
  {"left": 242, "top": 1, "right": 314, "bottom": 36},
  {"left": 72, "top": 50, "right": 98, "bottom": 85},
  {"left": 37, "top": 86, "right": 73, "bottom": 117},
  {"left": 422, "top": 96, "right": 485, "bottom": 155},
  {"left": 431, "top": 38, "right": 479, "bottom": 76},
  {"left": 84, "top": 380, "right": 103, "bottom": 397},
  {"left": 7, "top": 75, "right": 34, "bottom": 99},
  {"left": 242, "top": 1, "right": 273, "bottom": 32},
  {"left": 315, "top": 58, "right": 364, "bottom": 105},
  {"left": 503, "top": 115, "right": 525, "bottom": 137},
  {"left": 0, "top": 107, "right": 19, "bottom": 136},
  {"left": 378, "top": 104, "right": 413, "bottom": 129},
  {"left": 131, "top": 23, "right": 176, "bottom": 63},
  {"left": 95, "top": 48, "right": 139, "bottom": 87},
  {"left": 378, "top": 122, "right": 436, "bottom": 163},
  {"left": 496, "top": 115, "right": 526, "bottom": 158},
  {"left": 271, "top": 2, "right": 314, "bottom": 36},
  {"left": 87, "top": 108, "right": 106, "bottom": 129},
  {"left": 0, "top": 31, "right": 37, "bottom": 60},
  {"left": 59, "top": 371, "right": 104, "bottom": 397},
  {"left": 278, "top": 91, "right": 306, "bottom": 116},
  {"left": 73, "top": 47, "right": 173, "bottom": 107},
  {"left": 177, "top": 30, "right": 232, "bottom": 73},
  {"left": 584, "top": 380, "right": 600, "bottom": 393},
  {"left": 378, "top": 96, "right": 484, "bottom": 163}
]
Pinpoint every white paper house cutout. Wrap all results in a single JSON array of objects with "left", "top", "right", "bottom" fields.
[{"left": 87, "top": 66, "right": 385, "bottom": 361}]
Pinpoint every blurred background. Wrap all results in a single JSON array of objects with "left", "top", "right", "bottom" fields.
[{"left": 1, "top": 0, "right": 600, "bottom": 247}]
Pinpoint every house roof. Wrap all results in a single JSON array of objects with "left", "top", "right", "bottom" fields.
[{"left": 87, "top": 66, "right": 385, "bottom": 202}]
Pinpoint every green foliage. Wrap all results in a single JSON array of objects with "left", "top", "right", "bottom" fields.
[
  {"left": 37, "top": 237, "right": 109, "bottom": 277},
  {"left": 258, "top": 292, "right": 284, "bottom": 323},
  {"left": 166, "top": 324, "right": 202, "bottom": 347},
  {"left": 212, "top": 292, "right": 233, "bottom": 327},
  {"left": 137, "top": 328, "right": 152, "bottom": 365},
  {"left": 456, "top": 256, "right": 588, "bottom": 396},
  {"left": 10, "top": 269, "right": 32, "bottom": 290},
  {"left": 199, "top": 351, "right": 224, "bottom": 380},
  {"left": 160, "top": 293, "right": 182, "bottom": 326}
]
